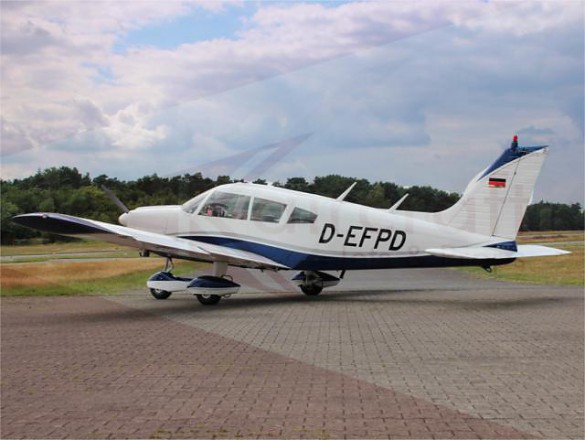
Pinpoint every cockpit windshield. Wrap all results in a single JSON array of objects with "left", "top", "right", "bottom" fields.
[
  {"left": 182, "top": 186, "right": 293, "bottom": 223},
  {"left": 181, "top": 192, "right": 208, "bottom": 214},
  {"left": 199, "top": 191, "right": 250, "bottom": 220}
]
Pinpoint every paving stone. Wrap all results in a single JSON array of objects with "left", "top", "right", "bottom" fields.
[
  {"left": 111, "top": 268, "right": 584, "bottom": 439},
  {"left": 2, "top": 268, "right": 583, "bottom": 439}
]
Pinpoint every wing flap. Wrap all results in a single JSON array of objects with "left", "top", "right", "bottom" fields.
[
  {"left": 426, "top": 244, "right": 570, "bottom": 260},
  {"left": 13, "top": 213, "right": 289, "bottom": 270}
]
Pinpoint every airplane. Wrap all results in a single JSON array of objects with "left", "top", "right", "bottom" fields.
[{"left": 13, "top": 135, "right": 569, "bottom": 305}]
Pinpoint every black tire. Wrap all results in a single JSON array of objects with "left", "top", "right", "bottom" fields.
[
  {"left": 196, "top": 294, "right": 222, "bottom": 305},
  {"left": 300, "top": 285, "right": 323, "bottom": 296},
  {"left": 150, "top": 288, "right": 172, "bottom": 300}
]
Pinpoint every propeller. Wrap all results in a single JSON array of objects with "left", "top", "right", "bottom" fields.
[
  {"left": 101, "top": 185, "right": 130, "bottom": 226},
  {"left": 101, "top": 185, "right": 129, "bottom": 214}
]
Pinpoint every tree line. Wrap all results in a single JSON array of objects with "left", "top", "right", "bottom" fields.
[{"left": 1, "top": 166, "right": 583, "bottom": 244}]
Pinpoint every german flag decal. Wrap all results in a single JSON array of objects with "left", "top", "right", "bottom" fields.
[{"left": 488, "top": 177, "right": 506, "bottom": 188}]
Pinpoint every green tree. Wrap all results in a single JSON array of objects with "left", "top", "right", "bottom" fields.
[
  {"left": 522, "top": 202, "right": 584, "bottom": 231},
  {"left": 38, "top": 197, "right": 56, "bottom": 212},
  {"left": 285, "top": 177, "right": 312, "bottom": 193},
  {"left": 365, "top": 183, "right": 387, "bottom": 208},
  {"left": 24, "top": 167, "right": 89, "bottom": 189},
  {"left": 1, "top": 199, "right": 24, "bottom": 244}
]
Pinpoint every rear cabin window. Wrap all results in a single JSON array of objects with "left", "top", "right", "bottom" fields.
[
  {"left": 288, "top": 207, "right": 318, "bottom": 224},
  {"left": 251, "top": 198, "right": 286, "bottom": 223},
  {"left": 199, "top": 192, "right": 250, "bottom": 220}
]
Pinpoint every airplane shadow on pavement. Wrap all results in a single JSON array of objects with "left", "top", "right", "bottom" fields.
[{"left": 15, "top": 286, "right": 580, "bottom": 327}]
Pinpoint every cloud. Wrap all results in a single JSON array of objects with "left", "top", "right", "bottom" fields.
[
  {"left": 464, "top": 1, "right": 582, "bottom": 36},
  {"left": 75, "top": 98, "right": 109, "bottom": 130},
  {"left": 103, "top": 104, "right": 168, "bottom": 150},
  {"left": 1, "top": 1, "right": 583, "bottom": 203},
  {"left": 0, "top": 1, "right": 466, "bottom": 160},
  {"left": 51, "top": 102, "right": 168, "bottom": 153},
  {"left": 1, "top": 117, "right": 35, "bottom": 156},
  {"left": 0, "top": 1, "right": 234, "bottom": 157}
]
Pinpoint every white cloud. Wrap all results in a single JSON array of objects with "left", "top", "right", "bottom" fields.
[
  {"left": 1, "top": 1, "right": 582, "bottom": 203},
  {"left": 74, "top": 98, "right": 109, "bottom": 130},
  {"left": 104, "top": 104, "right": 168, "bottom": 150},
  {"left": 464, "top": 1, "right": 583, "bottom": 35},
  {"left": 1, "top": 117, "right": 35, "bottom": 156},
  {"left": 0, "top": 0, "right": 234, "bottom": 156}
]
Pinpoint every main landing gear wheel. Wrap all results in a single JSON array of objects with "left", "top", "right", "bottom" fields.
[
  {"left": 300, "top": 284, "right": 323, "bottom": 296},
  {"left": 149, "top": 288, "right": 172, "bottom": 300},
  {"left": 196, "top": 294, "right": 222, "bottom": 305},
  {"left": 293, "top": 270, "right": 341, "bottom": 296}
]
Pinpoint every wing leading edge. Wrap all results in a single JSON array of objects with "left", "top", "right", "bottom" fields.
[{"left": 12, "top": 213, "right": 289, "bottom": 270}]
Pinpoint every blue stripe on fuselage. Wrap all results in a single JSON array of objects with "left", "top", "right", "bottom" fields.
[{"left": 183, "top": 235, "right": 514, "bottom": 271}]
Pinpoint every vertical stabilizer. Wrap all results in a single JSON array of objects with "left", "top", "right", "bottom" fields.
[{"left": 439, "top": 137, "right": 548, "bottom": 240}]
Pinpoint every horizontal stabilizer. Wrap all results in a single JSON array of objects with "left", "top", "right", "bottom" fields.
[
  {"left": 514, "top": 244, "right": 571, "bottom": 258},
  {"left": 426, "top": 244, "right": 570, "bottom": 260},
  {"left": 426, "top": 247, "right": 514, "bottom": 260}
]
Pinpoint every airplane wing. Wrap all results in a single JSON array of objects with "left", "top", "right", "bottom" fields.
[
  {"left": 426, "top": 245, "right": 570, "bottom": 260},
  {"left": 12, "top": 213, "right": 289, "bottom": 270}
]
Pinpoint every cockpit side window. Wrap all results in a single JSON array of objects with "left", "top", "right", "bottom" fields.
[
  {"left": 251, "top": 197, "right": 286, "bottom": 223},
  {"left": 199, "top": 192, "right": 250, "bottom": 220},
  {"left": 287, "top": 207, "right": 318, "bottom": 224}
]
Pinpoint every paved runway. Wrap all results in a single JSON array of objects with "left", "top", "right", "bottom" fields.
[{"left": 2, "top": 268, "right": 583, "bottom": 439}]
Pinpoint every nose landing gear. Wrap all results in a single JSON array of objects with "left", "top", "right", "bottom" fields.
[{"left": 146, "top": 258, "right": 240, "bottom": 305}]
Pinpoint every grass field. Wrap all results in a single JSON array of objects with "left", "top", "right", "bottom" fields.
[
  {"left": 1, "top": 232, "right": 583, "bottom": 296},
  {"left": 1, "top": 241, "right": 139, "bottom": 262},
  {"left": 1, "top": 259, "right": 199, "bottom": 297},
  {"left": 1, "top": 240, "right": 127, "bottom": 256},
  {"left": 0, "top": 242, "right": 202, "bottom": 296}
]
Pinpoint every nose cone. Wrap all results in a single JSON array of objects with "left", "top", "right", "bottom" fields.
[{"left": 118, "top": 213, "right": 128, "bottom": 226}]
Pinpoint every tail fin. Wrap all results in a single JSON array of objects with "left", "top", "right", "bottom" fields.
[{"left": 439, "top": 136, "right": 548, "bottom": 240}]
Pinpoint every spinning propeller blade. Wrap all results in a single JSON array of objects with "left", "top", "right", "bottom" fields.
[{"left": 101, "top": 185, "right": 129, "bottom": 214}]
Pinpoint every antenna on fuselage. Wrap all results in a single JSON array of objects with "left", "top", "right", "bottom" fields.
[
  {"left": 388, "top": 193, "right": 409, "bottom": 212},
  {"left": 336, "top": 182, "right": 357, "bottom": 201}
]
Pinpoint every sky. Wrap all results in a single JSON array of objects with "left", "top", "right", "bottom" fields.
[{"left": 1, "top": 0, "right": 583, "bottom": 204}]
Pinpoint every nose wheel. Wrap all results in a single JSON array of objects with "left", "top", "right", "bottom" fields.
[
  {"left": 147, "top": 258, "right": 182, "bottom": 300},
  {"left": 150, "top": 288, "right": 172, "bottom": 300},
  {"left": 146, "top": 259, "right": 239, "bottom": 305},
  {"left": 196, "top": 294, "right": 222, "bottom": 305}
]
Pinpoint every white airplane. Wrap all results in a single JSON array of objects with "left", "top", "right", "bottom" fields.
[{"left": 13, "top": 136, "right": 568, "bottom": 305}]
